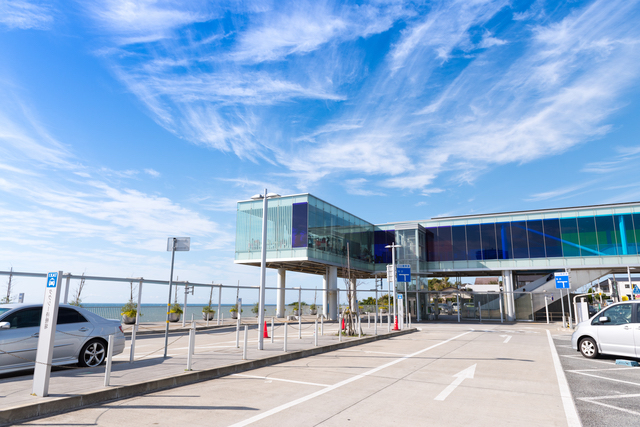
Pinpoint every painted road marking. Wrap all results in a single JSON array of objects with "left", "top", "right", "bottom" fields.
[
  {"left": 434, "top": 364, "right": 476, "bottom": 401},
  {"left": 228, "top": 331, "right": 472, "bottom": 427},
  {"left": 568, "top": 371, "right": 640, "bottom": 387},
  {"left": 500, "top": 335, "right": 512, "bottom": 344},
  {"left": 231, "top": 374, "right": 330, "bottom": 387},
  {"left": 578, "top": 396, "right": 640, "bottom": 416},
  {"left": 547, "top": 330, "right": 581, "bottom": 427}
]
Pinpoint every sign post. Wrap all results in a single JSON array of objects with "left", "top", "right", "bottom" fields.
[
  {"left": 555, "top": 272, "right": 570, "bottom": 328},
  {"left": 397, "top": 265, "right": 411, "bottom": 326},
  {"left": 164, "top": 237, "right": 190, "bottom": 358},
  {"left": 32, "top": 271, "right": 62, "bottom": 397},
  {"left": 397, "top": 294, "right": 404, "bottom": 329}
]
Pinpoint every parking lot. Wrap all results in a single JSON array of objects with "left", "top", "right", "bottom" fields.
[
  {"left": 552, "top": 334, "right": 640, "bottom": 427},
  {"left": 15, "top": 324, "right": 577, "bottom": 427}
]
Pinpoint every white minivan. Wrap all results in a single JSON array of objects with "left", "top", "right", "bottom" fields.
[{"left": 571, "top": 301, "right": 640, "bottom": 359}]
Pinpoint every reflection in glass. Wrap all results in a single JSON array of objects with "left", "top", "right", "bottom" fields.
[
  {"left": 577, "top": 216, "right": 599, "bottom": 256},
  {"left": 543, "top": 218, "right": 563, "bottom": 258},
  {"left": 511, "top": 221, "right": 529, "bottom": 258},
  {"left": 480, "top": 223, "right": 497, "bottom": 260},
  {"left": 560, "top": 218, "right": 580, "bottom": 257},
  {"left": 595, "top": 215, "right": 618, "bottom": 255},
  {"left": 466, "top": 224, "right": 482, "bottom": 260}
]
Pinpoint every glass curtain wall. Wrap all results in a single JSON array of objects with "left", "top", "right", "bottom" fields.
[{"left": 424, "top": 213, "right": 640, "bottom": 262}]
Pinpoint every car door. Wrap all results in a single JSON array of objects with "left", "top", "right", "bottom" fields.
[
  {"left": 595, "top": 303, "right": 635, "bottom": 357},
  {"left": 0, "top": 307, "right": 42, "bottom": 372},
  {"left": 53, "top": 307, "right": 94, "bottom": 362}
]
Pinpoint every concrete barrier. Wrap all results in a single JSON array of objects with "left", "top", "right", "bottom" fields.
[{"left": 0, "top": 329, "right": 416, "bottom": 426}]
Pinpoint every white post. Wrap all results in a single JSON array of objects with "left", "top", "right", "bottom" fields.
[
  {"left": 277, "top": 268, "right": 286, "bottom": 318},
  {"left": 457, "top": 292, "right": 461, "bottom": 323},
  {"left": 298, "top": 288, "right": 302, "bottom": 339},
  {"left": 257, "top": 189, "right": 269, "bottom": 351},
  {"left": 182, "top": 284, "right": 188, "bottom": 327},
  {"left": 130, "top": 280, "right": 143, "bottom": 363},
  {"left": 242, "top": 325, "right": 248, "bottom": 360},
  {"left": 545, "top": 295, "right": 550, "bottom": 324},
  {"left": 217, "top": 285, "right": 222, "bottom": 326},
  {"left": 374, "top": 286, "right": 378, "bottom": 336},
  {"left": 499, "top": 293, "right": 504, "bottom": 324},
  {"left": 33, "top": 271, "right": 62, "bottom": 397},
  {"left": 271, "top": 317, "right": 274, "bottom": 344},
  {"left": 323, "top": 267, "right": 329, "bottom": 319},
  {"left": 314, "top": 319, "right": 318, "bottom": 347},
  {"left": 104, "top": 334, "right": 115, "bottom": 386},
  {"left": 236, "top": 312, "right": 240, "bottom": 348},
  {"left": 321, "top": 316, "right": 324, "bottom": 336},
  {"left": 566, "top": 269, "right": 573, "bottom": 329},
  {"left": 63, "top": 274, "right": 71, "bottom": 304},
  {"left": 283, "top": 322, "right": 288, "bottom": 352},
  {"left": 560, "top": 290, "right": 566, "bottom": 328},
  {"left": 186, "top": 327, "right": 194, "bottom": 371},
  {"left": 368, "top": 312, "right": 370, "bottom": 329}
]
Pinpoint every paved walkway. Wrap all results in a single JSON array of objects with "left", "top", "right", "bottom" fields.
[
  {"left": 16, "top": 323, "right": 578, "bottom": 427},
  {"left": 0, "top": 317, "right": 394, "bottom": 416}
]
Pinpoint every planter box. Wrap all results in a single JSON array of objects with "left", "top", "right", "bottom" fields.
[
  {"left": 168, "top": 312, "right": 180, "bottom": 322},
  {"left": 202, "top": 311, "right": 215, "bottom": 320},
  {"left": 122, "top": 314, "right": 136, "bottom": 325},
  {"left": 309, "top": 309, "right": 317, "bottom": 315},
  {"left": 230, "top": 312, "right": 238, "bottom": 319}
]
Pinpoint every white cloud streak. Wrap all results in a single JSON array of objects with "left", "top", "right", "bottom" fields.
[{"left": 0, "top": 0, "right": 53, "bottom": 30}]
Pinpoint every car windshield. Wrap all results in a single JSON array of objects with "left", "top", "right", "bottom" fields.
[{"left": 0, "top": 308, "right": 10, "bottom": 316}]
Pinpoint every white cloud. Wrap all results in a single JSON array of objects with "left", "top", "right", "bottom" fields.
[
  {"left": 144, "top": 168, "right": 160, "bottom": 177},
  {"left": 0, "top": 0, "right": 53, "bottom": 30},
  {"left": 344, "top": 178, "right": 386, "bottom": 196}
]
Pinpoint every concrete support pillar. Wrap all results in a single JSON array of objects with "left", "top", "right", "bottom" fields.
[
  {"left": 349, "top": 277, "right": 357, "bottom": 311},
  {"left": 503, "top": 270, "right": 515, "bottom": 321},
  {"left": 322, "top": 267, "right": 329, "bottom": 318},
  {"left": 276, "top": 268, "right": 286, "bottom": 318},
  {"left": 328, "top": 266, "right": 338, "bottom": 320}
]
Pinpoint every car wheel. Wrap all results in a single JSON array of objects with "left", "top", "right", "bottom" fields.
[
  {"left": 78, "top": 339, "right": 107, "bottom": 367},
  {"left": 579, "top": 337, "right": 599, "bottom": 359}
]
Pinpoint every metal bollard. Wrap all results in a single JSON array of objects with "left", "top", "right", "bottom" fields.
[
  {"left": 187, "top": 326, "right": 195, "bottom": 371},
  {"left": 104, "top": 334, "right": 115, "bottom": 386},
  {"left": 359, "top": 317, "right": 362, "bottom": 338},
  {"left": 271, "top": 317, "right": 274, "bottom": 344},
  {"left": 387, "top": 311, "right": 390, "bottom": 333},
  {"left": 321, "top": 316, "right": 324, "bottom": 336},
  {"left": 129, "top": 324, "right": 137, "bottom": 363},
  {"left": 221, "top": 312, "right": 223, "bottom": 325},
  {"left": 298, "top": 313, "right": 302, "bottom": 339},
  {"left": 236, "top": 318, "right": 240, "bottom": 348},
  {"left": 242, "top": 325, "right": 248, "bottom": 360},
  {"left": 314, "top": 320, "right": 318, "bottom": 346},
  {"left": 284, "top": 322, "right": 288, "bottom": 352}
]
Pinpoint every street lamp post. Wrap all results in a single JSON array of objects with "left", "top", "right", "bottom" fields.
[
  {"left": 385, "top": 242, "right": 401, "bottom": 330},
  {"left": 251, "top": 189, "right": 280, "bottom": 350}
]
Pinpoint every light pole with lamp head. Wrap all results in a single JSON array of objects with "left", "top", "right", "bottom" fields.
[
  {"left": 385, "top": 242, "right": 401, "bottom": 330},
  {"left": 251, "top": 189, "right": 281, "bottom": 350}
]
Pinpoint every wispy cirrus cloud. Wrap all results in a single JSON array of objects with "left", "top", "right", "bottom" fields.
[{"left": 0, "top": 0, "right": 54, "bottom": 30}]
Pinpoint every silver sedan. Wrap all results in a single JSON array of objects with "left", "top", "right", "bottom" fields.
[{"left": 0, "top": 304, "right": 125, "bottom": 374}]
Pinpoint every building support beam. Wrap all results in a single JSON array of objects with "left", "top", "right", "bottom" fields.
[
  {"left": 276, "top": 268, "right": 286, "bottom": 318},
  {"left": 503, "top": 270, "right": 515, "bottom": 321},
  {"left": 328, "top": 266, "right": 338, "bottom": 320},
  {"left": 323, "top": 267, "right": 329, "bottom": 319}
]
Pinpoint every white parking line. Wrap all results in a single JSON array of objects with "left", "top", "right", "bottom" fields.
[
  {"left": 568, "top": 371, "right": 640, "bottom": 387},
  {"left": 568, "top": 367, "right": 640, "bottom": 373},
  {"left": 231, "top": 374, "right": 330, "bottom": 387},
  {"left": 546, "top": 330, "right": 581, "bottom": 427},
  {"left": 577, "top": 398, "right": 640, "bottom": 416},
  {"left": 228, "top": 331, "right": 472, "bottom": 427},
  {"left": 561, "top": 355, "right": 615, "bottom": 365}
]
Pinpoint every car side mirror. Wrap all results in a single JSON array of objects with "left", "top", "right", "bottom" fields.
[
  {"left": 598, "top": 316, "right": 609, "bottom": 323},
  {"left": 0, "top": 321, "right": 10, "bottom": 329}
]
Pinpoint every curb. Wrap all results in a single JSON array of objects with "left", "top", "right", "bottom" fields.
[{"left": 0, "top": 329, "right": 417, "bottom": 425}]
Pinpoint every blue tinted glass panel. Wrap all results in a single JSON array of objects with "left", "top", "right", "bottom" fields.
[
  {"left": 374, "top": 230, "right": 395, "bottom": 264},
  {"left": 543, "top": 218, "right": 562, "bottom": 258},
  {"left": 527, "top": 220, "right": 545, "bottom": 258},
  {"left": 496, "top": 223, "right": 512, "bottom": 259},
  {"left": 426, "top": 228, "right": 436, "bottom": 262},
  {"left": 452, "top": 225, "right": 467, "bottom": 261},
  {"left": 577, "top": 216, "right": 599, "bottom": 256},
  {"left": 560, "top": 218, "right": 580, "bottom": 257},
  {"left": 480, "top": 223, "right": 497, "bottom": 260},
  {"left": 633, "top": 214, "right": 640, "bottom": 256},
  {"left": 436, "top": 226, "right": 453, "bottom": 261},
  {"left": 466, "top": 224, "right": 482, "bottom": 260},
  {"left": 291, "top": 203, "right": 308, "bottom": 248},
  {"left": 595, "top": 215, "right": 618, "bottom": 255},
  {"left": 616, "top": 214, "right": 638, "bottom": 255},
  {"left": 511, "top": 221, "right": 529, "bottom": 258}
]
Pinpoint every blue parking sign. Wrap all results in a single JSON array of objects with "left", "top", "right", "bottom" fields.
[
  {"left": 47, "top": 272, "right": 58, "bottom": 288},
  {"left": 397, "top": 264, "right": 411, "bottom": 282}
]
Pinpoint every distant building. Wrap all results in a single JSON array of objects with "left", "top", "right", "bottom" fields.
[{"left": 467, "top": 277, "right": 501, "bottom": 293}]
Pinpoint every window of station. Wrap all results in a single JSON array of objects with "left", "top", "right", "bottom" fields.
[{"left": 423, "top": 212, "right": 640, "bottom": 262}]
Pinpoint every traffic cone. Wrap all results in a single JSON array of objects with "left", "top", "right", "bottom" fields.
[
  {"left": 341, "top": 318, "right": 345, "bottom": 330},
  {"left": 263, "top": 320, "right": 269, "bottom": 339},
  {"left": 393, "top": 315, "right": 399, "bottom": 331}
]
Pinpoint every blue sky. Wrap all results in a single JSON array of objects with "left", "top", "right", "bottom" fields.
[{"left": 1, "top": 0, "right": 640, "bottom": 305}]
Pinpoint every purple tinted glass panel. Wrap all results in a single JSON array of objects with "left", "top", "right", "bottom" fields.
[
  {"left": 292, "top": 203, "right": 308, "bottom": 248},
  {"left": 374, "top": 230, "right": 395, "bottom": 264}
]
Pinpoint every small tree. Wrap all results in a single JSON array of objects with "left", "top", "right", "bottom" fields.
[
  {"left": 69, "top": 273, "right": 86, "bottom": 307},
  {"left": 1, "top": 267, "right": 14, "bottom": 304}
]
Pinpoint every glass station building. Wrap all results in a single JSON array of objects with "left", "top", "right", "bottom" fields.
[{"left": 235, "top": 194, "right": 640, "bottom": 320}]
